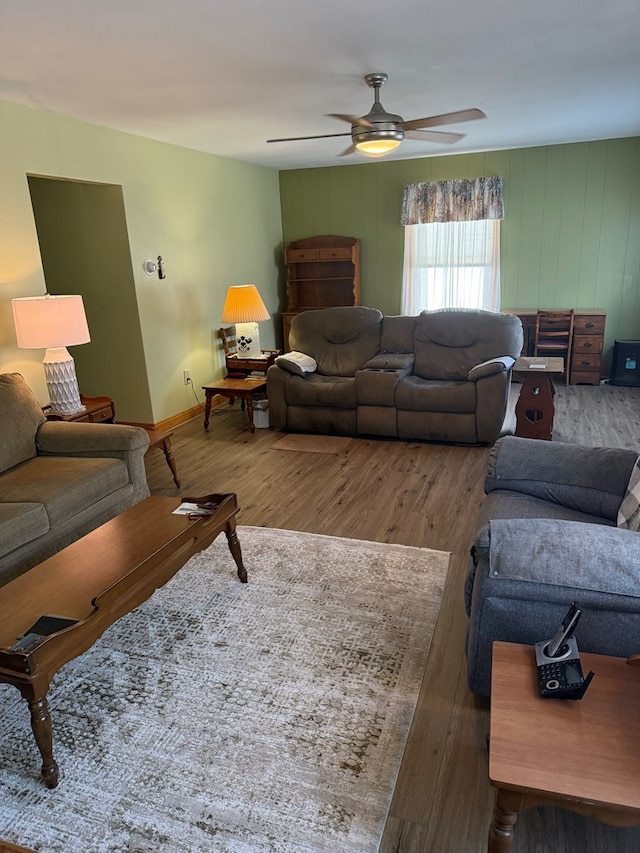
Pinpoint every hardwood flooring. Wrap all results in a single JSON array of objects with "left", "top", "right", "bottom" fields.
[
  {"left": 2, "top": 383, "right": 636, "bottom": 853},
  {"left": 141, "top": 382, "right": 640, "bottom": 853}
]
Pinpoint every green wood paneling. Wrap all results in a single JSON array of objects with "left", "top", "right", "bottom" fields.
[{"left": 279, "top": 138, "right": 640, "bottom": 365}]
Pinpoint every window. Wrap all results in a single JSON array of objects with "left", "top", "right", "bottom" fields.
[
  {"left": 401, "top": 219, "right": 501, "bottom": 314},
  {"left": 400, "top": 176, "right": 504, "bottom": 315}
]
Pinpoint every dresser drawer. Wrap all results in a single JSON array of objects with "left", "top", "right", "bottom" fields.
[
  {"left": 570, "top": 369, "right": 601, "bottom": 386},
  {"left": 574, "top": 315, "right": 605, "bottom": 336},
  {"left": 573, "top": 335, "right": 603, "bottom": 355},
  {"left": 571, "top": 352, "right": 602, "bottom": 371}
]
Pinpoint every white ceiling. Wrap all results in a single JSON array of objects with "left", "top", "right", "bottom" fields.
[{"left": 1, "top": 0, "right": 639, "bottom": 171}]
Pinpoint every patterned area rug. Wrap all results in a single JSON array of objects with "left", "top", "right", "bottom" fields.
[
  {"left": 0, "top": 527, "right": 449, "bottom": 853},
  {"left": 271, "top": 434, "right": 353, "bottom": 454}
]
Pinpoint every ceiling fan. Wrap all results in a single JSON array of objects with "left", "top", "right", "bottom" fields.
[{"left": 267, "top": 73, "right": 486, "bottom": 157}]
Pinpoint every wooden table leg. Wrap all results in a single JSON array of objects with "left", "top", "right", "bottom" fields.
[
  {"left": 160, "top": 437, "right": 181, "bottom": 488},
  {"left": 224, "top": 518, "right": 248, "bottom": 583},
  {"left": 18, "top": 686, "right": 59, "bottom": 788},
  {"left": 245, "top": 396, "right": 256, "bottom": 432},
  {"left": 488, "top": 789, "right": 523, "bottom": 852},
  {"left": 203, "top": 390, "right": 213, "bottom": 430}
]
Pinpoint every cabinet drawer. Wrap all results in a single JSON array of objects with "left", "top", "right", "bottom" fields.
[
  {"left": 572, "top": 335, "right": 603, "bottom": 355},
  {"left": 574, "top": 315, "right": 605, "bottom": 335},
  {"left": 287, "top": 249, "right": 318, "bottom": 262},
  {"left": 88, "top": 406, "right": 114, "bottom": 423},
  {"left": 317, "top": 248, "right": 352, "bottom": 260},
  {"left": 570, "top": 370, "right": 601, "bottom": 385},
  {"left": 571, "top": 352, "right": 601, "bottom": 371}
]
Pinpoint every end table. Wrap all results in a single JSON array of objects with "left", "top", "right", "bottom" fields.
[{"left": 513, "top": 357, "right": 564, "bottom": 440}]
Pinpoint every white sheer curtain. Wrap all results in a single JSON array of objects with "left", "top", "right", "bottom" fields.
[
  {"left": 400, "top": 176, "right": 504, "bottom": 315},
  {"left": 401, "top": 219, "right": 501, "bottom": 314}
]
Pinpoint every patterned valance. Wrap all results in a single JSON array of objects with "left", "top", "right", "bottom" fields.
[{"left": 401, "top": 176, "right": 504, "bottom": 225}]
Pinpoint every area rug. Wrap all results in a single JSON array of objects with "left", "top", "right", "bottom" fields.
[
  {"left": 271, "top": 433, "right": 353, "bottom": 454},
  {"left": 0, "top": 527, "right": 449, "bottom": 853}
]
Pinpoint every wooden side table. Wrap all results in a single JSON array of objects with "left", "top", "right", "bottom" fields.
[
  {"left": 202, "top": 378, "right": 268, "bottom": 433},
  {"left": 488, "top": 642, "right": 640, "bottom": 852},
  {"left": 513, "top": 357, "right": 564, "bottom": 440},
  {"left": 44, "top": 394, "right": 115, "bottom": 424}
]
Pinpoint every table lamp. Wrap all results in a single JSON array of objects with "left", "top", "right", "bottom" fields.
[
  {"left": 220, "top": 284, "right": 270, "bottom": 358},
  {"left": 12, "top": 294, "right": 91, "bottom": 415}
]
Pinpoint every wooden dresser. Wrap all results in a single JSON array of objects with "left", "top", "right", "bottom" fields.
[{"left": 504, "top": 309, "right": 606, "bottom": 385}]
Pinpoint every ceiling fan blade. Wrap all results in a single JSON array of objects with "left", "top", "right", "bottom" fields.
[
  {"left": 402, "top": 108, "right": 486, "bottom": 131},
  {"left": 267, "top": 131, "right": 352, "bottom": 144},
  {"left": 338, "top": 143, "right": 358, "bottom": 157},
  {"left": 327, "top": 113, "right": 374, "bottom": 129},
  {"left": 404, "top": 129, "right": 466, "bottom": 144}
]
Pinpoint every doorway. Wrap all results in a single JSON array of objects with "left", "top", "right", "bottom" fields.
[{"left": 27, "top": 175, "right": 153, "bottom": 423}]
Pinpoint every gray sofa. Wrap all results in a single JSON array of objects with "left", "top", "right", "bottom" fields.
[
  {"left": 465, "top": 435, "right": 640, "bottom": 696},
  {"left": 0, "top": 372, "right": 150, "bottom": 586},
  {"left": 268, "top": 306, "right": 523, "bottom": 445}
]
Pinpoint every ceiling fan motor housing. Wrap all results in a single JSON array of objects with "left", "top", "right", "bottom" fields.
[{"left": 352, "top": 102, "right": 404, "bottom": 149}]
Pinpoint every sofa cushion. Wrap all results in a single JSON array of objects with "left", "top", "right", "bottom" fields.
[
  {"left": 395, "top": 375, "right": 476, "bottom": 413},
  {"left": 290, "top": 307, "right": 382, "bottom": 377},
  {"left": 0, "top": 503, "right": 50, "bottom": 559},
  {"left": 0, "top": 374, "right": 46, "bottom": 474},
  {"left": 380, "top": 315, "right": 417, "bottom": 353},
  {"left": 413, "top": 310, "right": 523, "bottom": 380},
  {"left": 285, "top": 374, "right": 357, "bottom": 409},
  {"left": 0, "top": 456, "right": 130, "bottom": 527}
]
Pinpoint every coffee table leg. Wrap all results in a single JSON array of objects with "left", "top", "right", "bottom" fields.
[
  {"left": 488, "top": 789, "right": 521, "bottom": 852},
  {"left": 225, "top": 520, "right": 248, "bottom": 583},
  {"left": 19, "top": 687, "right": 59, "bottom": 788}
]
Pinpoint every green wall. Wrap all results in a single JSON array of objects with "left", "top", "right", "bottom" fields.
[
  {"left": 279, "top": 138, "right": 640, "bottom": 366},
  {"left": 0, "top": 100, "right": 282, "bottom": 423}
]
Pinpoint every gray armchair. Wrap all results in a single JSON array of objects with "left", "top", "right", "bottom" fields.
[{"left": 465, "top": 435, "right": 640, "bottom": 696}]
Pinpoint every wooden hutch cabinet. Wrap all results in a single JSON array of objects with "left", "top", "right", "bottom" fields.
[
  {"left": 282, "top": 235, "right": 361, "bottom": 350},
  {"left": 505, "top": 308, "right": 606, "bottom": 385}
]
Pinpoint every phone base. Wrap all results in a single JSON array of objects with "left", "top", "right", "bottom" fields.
[{"left": 535, "top": 635, "right": 579, "bottom": 665}]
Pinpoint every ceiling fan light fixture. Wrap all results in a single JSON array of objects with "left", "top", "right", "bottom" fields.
[
  {"left": 355, "top": 137, "right": 403, "bottom": 156},
  {"left": 353, "top": 125, "right": 404, "bottom": 156}
]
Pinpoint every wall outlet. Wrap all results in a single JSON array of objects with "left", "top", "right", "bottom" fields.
[{"left": 183, "top": 370, "right": 191, "bottom": 385}]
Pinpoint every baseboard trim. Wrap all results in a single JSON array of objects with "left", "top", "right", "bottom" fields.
[{"left": 122, "top": 397, "right": 227, "bottom": 432}]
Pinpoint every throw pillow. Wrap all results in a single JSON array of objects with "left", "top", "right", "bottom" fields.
[
  {"left": 275, "top": 351, "right": 317, "bottom": 376},
  {"left": 617, "top": 456, "right": 640, "bottom": 531}
]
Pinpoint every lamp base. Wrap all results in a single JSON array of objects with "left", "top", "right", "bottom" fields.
[
  {"left": 235, "top": 322, "right": 262, "bottom": 358},
  {"left": 43, "top": 347, "right": 86, "bottom": 415}
]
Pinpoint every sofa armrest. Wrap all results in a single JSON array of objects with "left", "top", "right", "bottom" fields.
[
  {"left": 467, "top": 355, "right": 515, "bottom": 382},
  {"left": 36, "top": 421, "right": 150, "bottom": 456},
  {"left": 486, "top": 436, "right": 638, "bottom": 520},
  {"left": 488, "top": 518, "right": 640, "bottom": 596}
]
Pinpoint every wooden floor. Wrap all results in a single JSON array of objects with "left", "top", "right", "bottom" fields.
[
  {"left": 2, "top": 384, "right": 637, "bottom": 853},
  {"left": 140, "top": 382, "right": 640, "bottom": 853}
]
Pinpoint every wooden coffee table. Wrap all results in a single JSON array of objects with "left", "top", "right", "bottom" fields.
[
  {"left": 488, "top": 641, "right": 640, "bottom": 851},
  {"left": 0, "top": 494, "right": 247, "bottom": 788},
  {"left": 202, "top": 378, "right": 267, "bottom": 433}
]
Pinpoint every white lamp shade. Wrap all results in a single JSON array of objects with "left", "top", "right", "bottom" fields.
[
  {"left": 221, "top": 284, "right": 270, "bottom": 324},
  {"left": 12, "top": 295, "right": 91, "bottom": 349}
]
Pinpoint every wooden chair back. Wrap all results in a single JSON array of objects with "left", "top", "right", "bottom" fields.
[
  {"left": 534, "top": 310, "right": 574, "bottom": 383},
  {"left": 219, "top": 326, "right": 237, "bottom": 358}
]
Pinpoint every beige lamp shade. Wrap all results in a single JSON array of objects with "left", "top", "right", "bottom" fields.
[
  {"left": 221, "top": 284, "right": 270, "bottom": 324},
  {"left": 11, "top": 294, "right": 91, "bottom": 415},
  {"left": 12, "top": 294, "right": 91, "bottom": 348}
]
